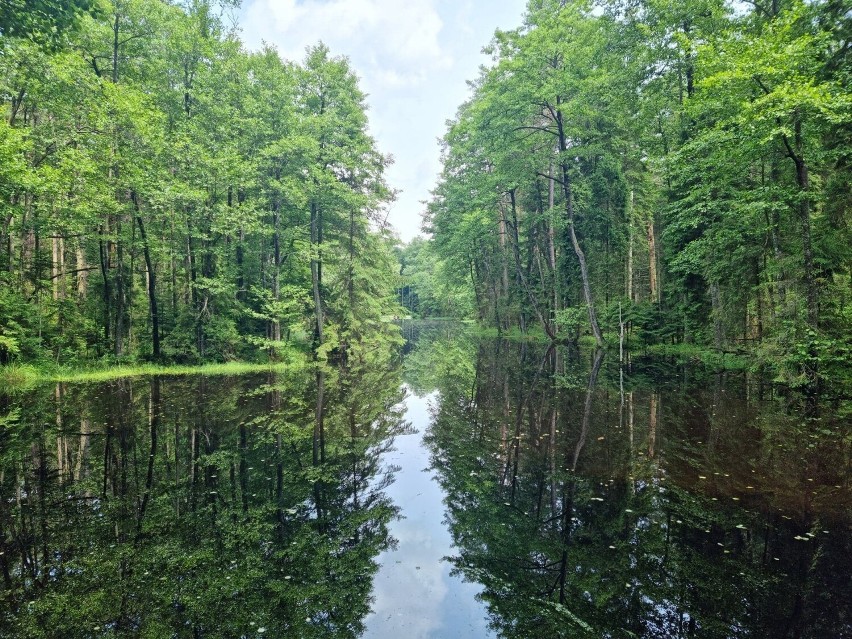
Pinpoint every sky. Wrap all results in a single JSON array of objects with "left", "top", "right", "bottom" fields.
[{"left": 237, "top": 0, "right": 529, "bottom": 243}]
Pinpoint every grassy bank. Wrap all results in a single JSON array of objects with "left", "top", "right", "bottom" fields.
[
  {"left": 0, "top": 360, "right": 304, "bottom": 388},
  {"left": 640, "top": 343, "right": 752, "bottom": 371},
  {"left": 466, "top": 321, "right": 755, "bottom": 371}
]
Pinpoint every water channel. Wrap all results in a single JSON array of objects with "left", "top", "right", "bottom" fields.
[{"left": 1, "top": 322, "right": 849, "bottom": 638}]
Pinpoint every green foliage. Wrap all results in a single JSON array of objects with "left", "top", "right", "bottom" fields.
[
  {"left": 0, "top": 0, "right": 97, "bottom": 46},
  {"left": 0, "top": 0, "right": 400, "bottom": 371},
  {"left": 424, "top": 0, "right": 850, "bottom": 385}
]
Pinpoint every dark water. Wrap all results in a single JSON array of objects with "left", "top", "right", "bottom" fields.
[{"left": 1, "top": 324, "right": 850, "bottom": 638}]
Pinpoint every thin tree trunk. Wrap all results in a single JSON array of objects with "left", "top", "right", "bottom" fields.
[
  {"left": 555, "top": 103, "right": 604, "bottom": 346},
  {"left": 272, "top": 179, "right": 282, "bottom": 343},
  {"left": 507, "top": 190, "right": 555, "bottom": 339},
  {"left": 114, "top": 218, "right": 125, "bottom": 357},
  {"left": 710, "top": 281, "right": 724, "bottom": 349},
  {"left": 131, "top": 193, "right": 160, "bottom": 359},
  {"left": 648, "top": 217, "right": 660, "bottom": 304},
  {"left": 310, "top": 201, "right": 324, "bottom": 348},
  {"left": 76, "top": 243, "right": 87, "bottom": 297},
  {"left": 98, "top": 230, "right": 111, "bottom": 344},
  {"left": 627, "top": 190, "right": 634, "bottom": 302},
  {"left": 498, "top": 207, "right": 510, "bottom": 308}
]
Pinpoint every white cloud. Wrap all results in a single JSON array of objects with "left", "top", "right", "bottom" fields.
[{"left": 241, "top": 0, "right": 452, "bottom": 89}]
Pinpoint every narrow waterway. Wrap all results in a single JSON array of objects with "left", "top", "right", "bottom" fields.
[{"left": 364, "top": 389, "right": 493, "bottom": 638}]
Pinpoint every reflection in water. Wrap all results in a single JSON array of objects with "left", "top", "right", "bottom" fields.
[
  {"left": 0, "top": 358, "right": 406, "bottom": 638},
  {"left": 364, "top": 390, "right": 494, "bottom": 639},
  {"left": 412, "top": 327, "right": 851, "bottom": 639},
  {"left": 1, "top": 325, "right": 850, "bottom": 638}
]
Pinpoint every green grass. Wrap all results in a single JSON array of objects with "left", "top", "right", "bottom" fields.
[
  {"left": 1, "top": 359, "right": 305, "bottom": 387},
  {"left": 0, "top": 363, "right": 41, "bottom": 388}
]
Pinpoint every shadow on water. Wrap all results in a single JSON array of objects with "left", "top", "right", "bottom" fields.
[
  {"left": 0, "top": 356, "right": 407, "bottom": 638},
  {"left": 409, "top": 329, "right": 851, "bottom": 639}
]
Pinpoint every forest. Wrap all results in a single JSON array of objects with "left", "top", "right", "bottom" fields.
[
  {"left": 0, "top": 0, "right": 400, "bottom": 370},
  {"left": 1, "top": 3, "right": 850, "bottom": 635},
  {"left": 406, "top": 0, "right": 850, "bottom": 389},
  {"left": 1, "top": 0, "right": 850, "bottom": 389}
]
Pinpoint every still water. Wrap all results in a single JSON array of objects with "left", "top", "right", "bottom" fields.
[{"left": 0, "top": 323, "right": 849, "bottom": 638}]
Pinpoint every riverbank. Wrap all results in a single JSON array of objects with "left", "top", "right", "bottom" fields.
[
  {"left": 0, "top": 360, "right": 304, "bottom": 388},
  {"left": 463, "top": 322, "right": 754, "bottom": 371}
]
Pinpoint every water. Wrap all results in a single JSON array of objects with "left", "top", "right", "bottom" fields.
[
  {"left": 0, "top": 324, "right": 849, "bottom": 638},
  {"left": 363, "top": 390, "right": 493, "bottom": 639}
]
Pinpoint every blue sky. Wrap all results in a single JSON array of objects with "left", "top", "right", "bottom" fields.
[{"left": 237, "top": 0, "right": 528, "bottom": 242}]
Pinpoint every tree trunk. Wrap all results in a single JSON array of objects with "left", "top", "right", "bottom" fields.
[
  {"left": 710, "top": 281, "right": 724, "bottom": 349},
  {"left": 547, "top": 162, "right": 559, "bottom": 319},
  {"left": 114, "top": 218, "right": 125, "bottom": 357},
  {"left": 310, "top": 201, "right": 324, "bottom": 348},
  {"left": 498, "top": 207, "right": 510, "bottom": 309},
  {"left": 131, "top": 193, "right": 160, "bottom": 359},
  {"left": 98, "top": 229, "right": 111, "bottom": 344},
  {"left": 627, "top": 190, "right": 634, "bottom": 302},
  {"left": 648, "top": 217, "right": 660, "bottom": 304},
  {"left": 507, "top": 190, "right": 554, "bottom": 339},
  {"left": 791, "top": 119, "right": 817, "bottom": 329},
  {"left": 555, "top": 104, "right": 604, "bottom": 346},
  {"left": 76, "top": 243, "right": 88, "bottom": 297},
  {"left": 272, "top": 195, "right": 281, "bottom": 344}
]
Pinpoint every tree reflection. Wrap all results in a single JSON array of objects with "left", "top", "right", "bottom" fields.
[
  {"left": 0, "top": 355, "right": 406, "bottom": 638},
  {"left": 419, "top": 336, "right": 851, "bottom": 639}
]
